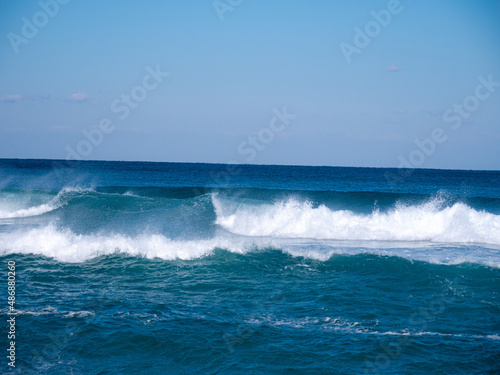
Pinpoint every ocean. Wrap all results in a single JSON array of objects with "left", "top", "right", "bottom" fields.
[{"left": 1, "top": 158, "right": 499, "bottom": 374}]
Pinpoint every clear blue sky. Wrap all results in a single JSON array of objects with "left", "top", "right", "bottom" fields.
[{"left": 0, "top": 0, "right": 499, "bottom": 169}]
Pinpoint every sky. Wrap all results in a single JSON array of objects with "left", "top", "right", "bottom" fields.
[{"left": 0, "top": 0, "right": 499, "bottom": 170}]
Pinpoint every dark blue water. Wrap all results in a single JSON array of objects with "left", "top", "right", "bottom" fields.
[{"left": 1, "top": 159, "right": 499, "bottom": 374}]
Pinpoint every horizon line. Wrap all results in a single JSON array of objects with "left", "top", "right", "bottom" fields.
[{"left": 0, "top": 157, "right": 499, "bottom": 173}]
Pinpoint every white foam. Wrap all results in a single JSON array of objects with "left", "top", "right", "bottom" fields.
[
  {"left": 0, "top": 187, "right": 81, "bottom": 219},
  {"left": 0, "top": 306, "right": 94, "bottom": 318},
  {"left": 213, "top": 195, "right": 500, "bottom": 246},
  {"left": 0, "top": 200, "right": 61, "bottom": 219},
  {"left": 2, "top": 224, "right": 499, "bottom": 266},
  {"left": 0, "top": 224, "right": 251, "bottom": 262}
]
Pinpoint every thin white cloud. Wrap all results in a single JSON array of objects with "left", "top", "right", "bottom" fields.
[
  {"left": 424, "top": 110, "right": 442, "bottom": 117},
  {"left": 0, "top": 94, "right": 23, "bottom": 103},
  {"left": 386, "top": 63, "right": 400, "bottom": 72},
  {"left": 32, "top": 94, "right": 51, "bottom": 101},
  {"left": 346, "top": 132, "right": 402, "bottom": 141},
  {"left": 67, "top": 93, "right": 90, "bottom": 103},
  {"left": 51, "top": 125, "right": 73, "bottom": 131}
]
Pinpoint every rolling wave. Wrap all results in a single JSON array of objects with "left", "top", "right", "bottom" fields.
[
  {"left": 1, "top": 223, "right": 499, "bottom": 267},
  {"left": 0, "top": 188, "right": 73, "bottom": 219},
  {"left": 0, "top": 224, "right": 251, "bottom": 262},
  {"left": 1, "top": 186, "right": 499, "bottom": 265},
  {"left": 213, "top": 195, "right": 500, "bottom": 246}
]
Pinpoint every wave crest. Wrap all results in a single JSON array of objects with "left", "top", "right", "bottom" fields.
[
  {"left": 213, "top": 195, "right": 500, "bottom": 246},
  {"left": 0, "top": 188, "right": 76, "bottom": 219},
  {"left": 0, "top": 224, "right": 251, "bottom": 262}
]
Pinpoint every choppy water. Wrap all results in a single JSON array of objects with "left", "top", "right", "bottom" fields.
[{"left": 1, "top": 159, "right": 499, "bottom": 374}]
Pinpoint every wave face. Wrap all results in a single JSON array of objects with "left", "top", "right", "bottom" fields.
[
  {"left": 0, "top": 188, "right": 74, "bottom": 219},
  {"left": 1, "top": 159, "right": 500, "bottom": 374},
  {"left": 1, "top": 159, "right": 500, "bottom": 266}
]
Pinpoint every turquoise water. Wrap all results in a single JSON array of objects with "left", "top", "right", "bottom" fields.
[{"left": 1, "top": 159, "right": 499, "bottom": 374}]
